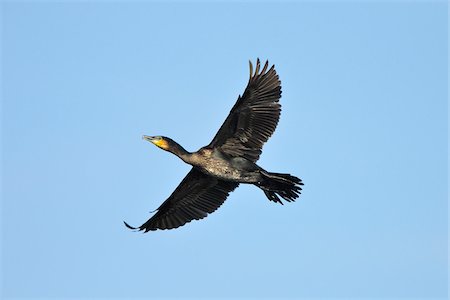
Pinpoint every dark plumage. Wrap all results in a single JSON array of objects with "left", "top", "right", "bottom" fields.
[{"left": 124, "top": 59, "right": 303, "bottom": 232}]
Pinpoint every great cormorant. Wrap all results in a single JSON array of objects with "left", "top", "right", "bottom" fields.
[{"left": 125, "top": 59, "right": 303, "bottom": 232}]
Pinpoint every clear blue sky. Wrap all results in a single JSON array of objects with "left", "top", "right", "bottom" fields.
[{"left": 1, "top": 1, "right": 447, "bottom": 299}]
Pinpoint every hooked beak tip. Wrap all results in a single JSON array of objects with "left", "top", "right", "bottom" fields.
[{"left": 142, "top": 135, "right": 153, "bottom": 142}]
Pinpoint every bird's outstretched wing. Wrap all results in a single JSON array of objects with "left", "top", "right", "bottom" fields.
[
  {"left": 124, "top": 168, "right": 239, "bottom": 232},
  {"left": 208, "top": 59, "right": 282, "bottom": 162}
]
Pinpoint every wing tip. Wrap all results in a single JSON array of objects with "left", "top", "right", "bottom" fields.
[
  {"left": 255, "top": 58, "right": 261, "bottom": 75},
  {"left": 249, "top": 58, "right": 274, "bottom": 79},
  {"left": 123, "top": 221, "right": 139, "bottom": 230}
]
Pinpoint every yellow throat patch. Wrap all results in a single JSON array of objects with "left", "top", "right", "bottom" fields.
[{"left": 153, "top": 138, "right": 169, "bottom": 150}]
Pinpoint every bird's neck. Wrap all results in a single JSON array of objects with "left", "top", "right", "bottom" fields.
[{"left": 168, "top": 142, "right": 193, "bottom": 164}]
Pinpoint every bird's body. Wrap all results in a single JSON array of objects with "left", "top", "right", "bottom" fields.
[
  {"left": 125, "top": 59, "right": 303, "bottom": 232},
  {"left": 171, "top": 144, "right": 261, "bottom": 183}
]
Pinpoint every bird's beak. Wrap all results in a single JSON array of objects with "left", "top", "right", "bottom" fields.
[{"left": 142, "top": 135, "right": 156, "bottom": 143}]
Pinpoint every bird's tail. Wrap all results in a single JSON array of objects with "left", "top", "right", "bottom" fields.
[{"left": 257, "top": 170, "right": 304, "bottom": 204}]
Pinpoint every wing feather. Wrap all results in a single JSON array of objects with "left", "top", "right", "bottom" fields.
[
  {"left": 208, "top": 59, "right": 282, "bottom": 162},
  {"left": 124, "top": 168, "right": 239, "bottom": 232}
]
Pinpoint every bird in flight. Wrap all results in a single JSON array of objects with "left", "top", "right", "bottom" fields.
[{"left": 125, "top": 59, "right": 303, "bottom": 232}]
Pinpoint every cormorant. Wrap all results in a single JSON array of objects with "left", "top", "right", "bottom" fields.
[{"left": 125, "top": 59, "right": 303, "bottom": 232}]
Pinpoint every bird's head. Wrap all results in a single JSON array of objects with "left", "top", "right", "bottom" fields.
[{"left": 143, "top": 135, "right": 172, "bottom": 150}]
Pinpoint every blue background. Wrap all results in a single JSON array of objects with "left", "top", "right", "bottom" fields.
[{"left": 1, "top": 1, "right": 448, "bottom": 299}]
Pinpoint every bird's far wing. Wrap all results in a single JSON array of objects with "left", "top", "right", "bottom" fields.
[
  {"left": 124, "top": 168, "right": 239, "bottom": 232},
  {"left": 208, "top": 59, "right": 282, "bottom": 162}
]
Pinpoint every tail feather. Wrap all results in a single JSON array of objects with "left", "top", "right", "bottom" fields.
[{"left": 258, "top": 170, "right": 303, "bottom": 204}]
